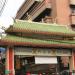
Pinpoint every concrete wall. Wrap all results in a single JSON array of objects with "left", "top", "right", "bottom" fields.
[{"left": 51, "top": 0, "right": 71, "bottom": 25}]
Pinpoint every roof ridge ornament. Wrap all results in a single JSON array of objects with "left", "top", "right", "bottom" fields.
[
  {"left": 53, "top": 17, "right": 57, "bottom": 24},
  {"left": 0, "top": 32, "right": 6, "bottom": 39},
  {"left": 66, "top": 25, "right": 73, "bottom": 31},
  {"left": 26, "top": 13, "right": 32, "bottom": 22},
  {"left": 12, "top": 17, "right": 16, "bottom": 23}
]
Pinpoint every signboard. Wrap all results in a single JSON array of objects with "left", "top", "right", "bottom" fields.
[
  {"left": 14, "top": 47, "right": 71, "bottom": 56},
  {"left": 35, "top": 56, "right": 57, "bottom": 64}
]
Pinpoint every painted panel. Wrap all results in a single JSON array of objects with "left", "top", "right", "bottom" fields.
[{"left": 14, "top": 47, "right": 71, "bottom": 56}]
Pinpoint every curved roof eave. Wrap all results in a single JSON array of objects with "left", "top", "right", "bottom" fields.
[
  {"left": 6, "top": 20, "right": 75, "bottom": 37},
  {"left": 0, "top": 35, "right": 75, "bottom": 48}
]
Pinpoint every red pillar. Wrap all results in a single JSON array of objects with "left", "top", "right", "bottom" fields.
[
  {"left": 74, "top": 51, "right": 75, "bottom": 69},
  {"left": 6, "top": 47, "right": 14, "bottom": 75},
  {"left": 69, "top": 50, "right": 75, "bottom": 75},
  {"left": 71, "top": 50, "right": 75, "bottom": 70},
  {"left": 68, "top": 50, "right": 75, "bottom": 75}
]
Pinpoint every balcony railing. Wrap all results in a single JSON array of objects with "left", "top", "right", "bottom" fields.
[
  {"left": 70, "top": 0, "right": 75, "bottom": 5},
  {"left": 16, "top": 0, "right": 38, "bottom": 19},
  {"left": 25, "top": 0, "right": 51, "bottom": 20}
]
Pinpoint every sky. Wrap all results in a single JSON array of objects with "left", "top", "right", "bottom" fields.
[{"left": 0, "top": 0, "right": 25, "bottom": 31}]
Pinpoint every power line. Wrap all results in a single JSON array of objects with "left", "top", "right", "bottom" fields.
[{"left": 0, "top": 0, "right": 7, "bottom": 16}]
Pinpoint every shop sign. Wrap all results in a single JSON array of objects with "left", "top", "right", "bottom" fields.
[
  {"left": 14, "top": 47, "right": 71, "bottom": 56},
  {"left": 35, "top": 56, "right": 57, "bottom": 64},
  {"left": 32, "top": 48, "right": 71, "bottom": 56}
]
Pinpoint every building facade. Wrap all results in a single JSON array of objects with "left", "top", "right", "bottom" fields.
[
  {"left": 0, "top": 0, "right": 75, "bottom": 75},
  {"left": 16, "top": 0, "right": 75, "bottom": 75},
  {"left": 16, "top": 0, "right": 75, "bottom": 27}
]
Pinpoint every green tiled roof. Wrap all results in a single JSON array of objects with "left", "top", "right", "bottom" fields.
[
  {"left": 1, "top": 35, "right": 75, "bottom": 48},
  {"left": 6, "top": 20, "right": 75, "bottom": 37}
]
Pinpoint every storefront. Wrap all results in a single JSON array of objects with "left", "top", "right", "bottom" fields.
[{"left": 14, "top": 47, "right": 71, "bottom": 75}]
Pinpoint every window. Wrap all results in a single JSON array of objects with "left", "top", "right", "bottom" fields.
[
  {"left": 70, "top": 5, "right": 75, "bottom": 14},
  {"left": 71, "top": 24, "right": 75, "bottom": 31}
]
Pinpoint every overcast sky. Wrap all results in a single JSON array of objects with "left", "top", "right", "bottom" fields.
[{"left": 0, "top": 0, "right": 25, "bottom": 29}]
